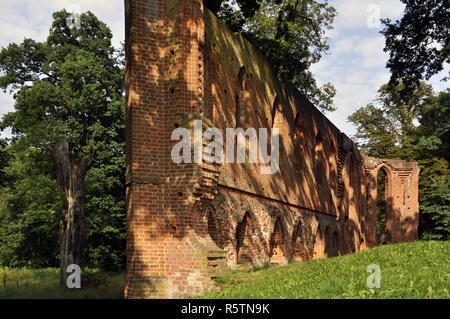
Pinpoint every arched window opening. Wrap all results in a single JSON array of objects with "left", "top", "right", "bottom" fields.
[{"left": 376, "top": 167, "right": 390, "bottom": 244}]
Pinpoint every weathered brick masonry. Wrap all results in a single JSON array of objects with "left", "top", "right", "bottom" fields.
[{"left": 124, "top": 0, "right": 420, "bottom": 298}]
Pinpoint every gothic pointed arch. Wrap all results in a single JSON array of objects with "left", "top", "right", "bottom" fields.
[
  {"left": 235, "top": 211, "right": 255, "bottom": 265},
  {"left": 313, "top": 224, "right": 326, "bottom": 259},
  {"left": 292, "top": 219, "right": 306, "bottom": 261},
  {"left": 269, "top": 217, "right": 286, "bottom": 264}
]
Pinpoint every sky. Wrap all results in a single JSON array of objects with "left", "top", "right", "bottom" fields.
[{"left": 0, "top": 0, "right": 448, "bottom": 139}]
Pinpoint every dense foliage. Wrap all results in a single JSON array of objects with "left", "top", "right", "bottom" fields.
[
  {"left": 0, "top": 138, "right": 126, "bottom": 271},
  {"left": 0, "top": 147, "right": 60, "bottom": 268}
]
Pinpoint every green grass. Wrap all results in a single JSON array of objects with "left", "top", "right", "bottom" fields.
[
  {"left": 0, "top": 241, "right": 448, "bottom": 299},
  {"left": 200, "top": 240, "right": 450, "bottom": 299},
  {"left": 0, "top": 267, "right": 124, "bottom": 299}
]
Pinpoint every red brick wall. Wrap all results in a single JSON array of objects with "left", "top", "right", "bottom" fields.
[
  {"left": 125, "top": 0, "right": 420, "bottom": 298},
  {"left": 125, "top": 0, "right": 224, "bottom": 298}
]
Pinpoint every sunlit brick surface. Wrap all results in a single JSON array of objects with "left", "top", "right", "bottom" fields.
[{"left": 125, "top": 0, "right": 419, "bottom": 298}]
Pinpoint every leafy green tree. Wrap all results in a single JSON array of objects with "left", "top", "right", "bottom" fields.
[
  {"left": 0, "top": 10, "right": 124, "bottom": 282},
  {"left": 420, "top": 178, "right": 450, "bottom": 240},
  {"left": 381, "top": 0, "right": 450, "bottom": 85},
  {"left": 205, "top": 0, "right": 337, "bottom": 112},
  {"left": 376, "top": 169, "right": 387, "bottom": 237},
  {"left": 0, "top": 147, "right": 60, "bottom": 268},
  {"left": 349, "top": 84, "right": 450, "bottom": 239},
  {"left": 415, "top": 90, "right": 450, "bottom": 239},
  {"left": 83, "top": 143, "right": 126, "bottom": 271},
  {"left": 0, "top": 139, "right": 10, "bottom": 187},
  {"left": 348, "top": 81, "right": 434, "bottom": 160},
  {"left": 416, "top": 89, "right": 450, "bottom": 161},
  {"left": 0, "top": 142, "right": 126, "bottom": 270}
]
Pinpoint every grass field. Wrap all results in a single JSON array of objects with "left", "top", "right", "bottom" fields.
[
  {"left": 200, "top": 240, "right": 450, "bottom": 299},
  {"left": 0, "top": 241, "right": 448, "bottom": 298},
  {"left": 0, "top": 267, "right": 124, "bottom": 299}
]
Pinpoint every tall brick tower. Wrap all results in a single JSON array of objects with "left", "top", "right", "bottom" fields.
[{"left": 125, "top": 0, "right": 224, "bottom": 298}]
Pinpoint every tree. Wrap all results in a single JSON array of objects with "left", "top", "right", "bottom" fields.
[
  {"left": 83, "top": 143, "right": 126, "bottom": 271},
  {"left": 348, "top": 81, "right": 434, "bottom": 160},
  {"left": 348, "top": 84, "right": 450, "bottom": 239},
  {"left": 0, "top": 10, "right": 124, "bottom": 283},
  {"left": 0, "top": 142, "right": 127, "bottom": 270},
  {"left": 381, "top": 0, "right": 450, "bottom": 85},
  {"left": 420, "top": 178, "right": 450, "bottom": 240},
  {"left": 416, "top": 89, "right": 450, "bottom": 161},
  {"left": 204, "top": 0, "right": 337, "bottom": 112},
  {"left": 415, "top": 89, "right": 450, "bottom": 239},
  {"left": 0, "top": 147, "right": 60, "bottom": 268}
]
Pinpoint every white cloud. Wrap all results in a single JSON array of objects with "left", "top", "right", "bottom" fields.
[
  {"left": 309, "top": 1, "right": 408, "bottom": 135},
  {"left": 332, "top": 0, "right": 405, "bottom": 30},
  {"left": 0, "top": 1, "right": 125, "bottom": 49},
  {"left": 333, "top": 35, "right": 361, "bottom": 55},
  {"left": 331, "top": 35, "right": 387, "bottom": 67},
  {"left": 0, "top": 93, "right": 14, "bottom": 139}
]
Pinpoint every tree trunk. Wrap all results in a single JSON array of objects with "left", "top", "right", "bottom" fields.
[{"left": 54, "top": 142, "right": 88, "bottom": 285}]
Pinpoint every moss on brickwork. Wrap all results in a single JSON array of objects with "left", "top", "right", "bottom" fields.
[
  {"left": 180, "top": 113, "right": 215, "bottom": 130},
  {"left": 162, "top": 0, "right": 178, "bottom": 21}
]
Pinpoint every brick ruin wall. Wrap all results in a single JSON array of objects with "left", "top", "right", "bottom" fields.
[{"left": 124, "top": 0, "right": 420, "bottom": 298}]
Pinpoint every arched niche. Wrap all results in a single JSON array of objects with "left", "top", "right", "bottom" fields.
[
  {"left": 291, "top": 220, "right": 306, "bottom": 261},
  {"left": 207, "top": 210, "right": 224, "bottom": 249},
  {"left": 314, "top": 130, "right": 330, "bottom": 191},
  {"left": 235, "top": 211, "right": 255, "bottom": 266},
  {"left": 269, "top": 217, "right": 286, "bottom": 264},
  {"left": 341, "top": 154, "right": 357, "bottom": 223},
  {"left": 313, "top": 224, "right": 326, "bottom": 259}
]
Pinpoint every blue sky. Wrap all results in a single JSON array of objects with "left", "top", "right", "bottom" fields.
[{"left": 0, "top": 0, "right": 448, "bottom": 139}]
